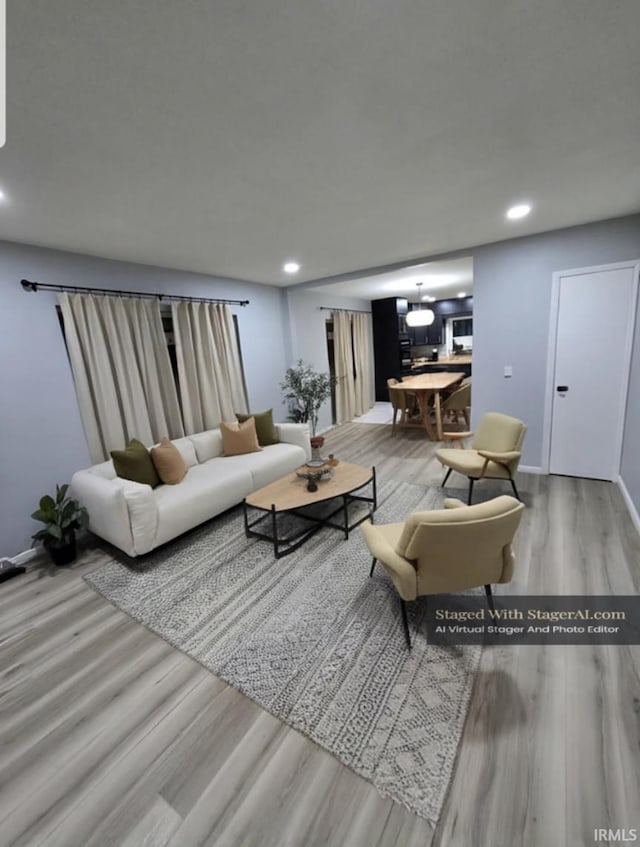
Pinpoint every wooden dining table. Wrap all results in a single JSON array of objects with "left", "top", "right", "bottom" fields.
[{"left": 388, "top": 372, "right": 466, "bottom": 440}]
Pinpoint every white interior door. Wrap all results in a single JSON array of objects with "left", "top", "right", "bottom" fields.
[{"left": 549, "top": 265, "right": 637, "bottom": 480}]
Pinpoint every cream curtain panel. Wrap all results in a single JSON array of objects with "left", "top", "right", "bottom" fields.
[
  {"left": 333, "top": 310, "right": 374, "bottom": 423},
  {"left": 352, "top": 311, "right": 374, "bottom": 416},
  {"left": 172, "top": 301, "right": 247, "bottom": 433},
  {"left": 333, "top": 311, "right": 356, "bottom": 423},
  {"left": 59, "top": 293, "right": 184, "bottom": 463}
]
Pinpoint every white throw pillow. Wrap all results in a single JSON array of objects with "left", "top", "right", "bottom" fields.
[
  {"left": 168, "top": 436, "right": 199, "bottom": 468},
  {"left": 188, "top": 429, "right": 224, "bottom": 463}
]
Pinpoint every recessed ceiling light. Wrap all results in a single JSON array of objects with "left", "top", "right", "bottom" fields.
[
  {"left": 457, "top": 292, "right": 466, "bottom": 298},
  {"left": 422, "top": 295, "right": 436, "bottom": 302},
  {"left": 283, "top": 261, "right": 300, "bottom": 274},
  {"left": 0, "top": 189, "right": 7, "bottom": 201},
  {"left": 506, "top": 203, "right": 531, "bottom": 220}
]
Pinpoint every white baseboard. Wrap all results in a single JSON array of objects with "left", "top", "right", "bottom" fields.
[
  {"left": 10, "top": 548, "right": 39, "bottom": 567},
  {"left": 519, "top": 465, "right": 544, "bottom": 475},
  {"left": 617, "top": 477, "right": 640, "bottom": 536}
]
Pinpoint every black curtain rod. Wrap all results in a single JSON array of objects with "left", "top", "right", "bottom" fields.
[
  {"left": 320, "top": 306, "right": 371, "bottom": 314},
  {"left": 20, "top": 279, "right": 250, "bottom": 307}
]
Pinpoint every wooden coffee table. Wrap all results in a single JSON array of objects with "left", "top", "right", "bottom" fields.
[{"left": 243, "top": 462, "right": 377, "bottom": 558}]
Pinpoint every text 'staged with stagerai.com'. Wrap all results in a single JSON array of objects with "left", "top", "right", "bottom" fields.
[{"left": 426, "top": 596, "right": 640, "bottom": 645}]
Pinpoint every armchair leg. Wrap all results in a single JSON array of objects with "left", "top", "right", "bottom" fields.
[
  {"left": 509, "top": 478, "right": 521, "bottom": 501},
  {"left": 400, "top": 598, "right": 412, "bottom": 649},
  {"left": 467, "top": 477, "right": 475, "bottom": 505},
  {"left": 441, "top": 468, "right": 452, "bottom": 487},
  {"left": 369, "top": 557, "right": 377, "bottom": 577},
  {"left": 484, "top": 584, "right": 495, "bottom": 614}
]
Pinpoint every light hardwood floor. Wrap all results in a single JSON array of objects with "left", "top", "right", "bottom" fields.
[{"left": 1, "top": 423, "right": 639, "bottom": 847}]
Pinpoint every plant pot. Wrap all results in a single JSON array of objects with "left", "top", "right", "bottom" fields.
[{"left": 47, "top": 533, "right": 77, "bottom": 567}]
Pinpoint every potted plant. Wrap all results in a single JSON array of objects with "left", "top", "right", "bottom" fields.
[
  {"left": 31, "top": 484, "right": 89, "bottom": 566},
  {"left": 280, "top": 360, "right": 338, "bottom": 452}
]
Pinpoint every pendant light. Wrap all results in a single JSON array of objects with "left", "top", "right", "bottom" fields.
[{"left": 406, "top": 282, "right": 435, "bottom": 327}]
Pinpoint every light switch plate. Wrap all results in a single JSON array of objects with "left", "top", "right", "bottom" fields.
[{"left": 504, "top": 366, "right": 513, "bottom": 377}]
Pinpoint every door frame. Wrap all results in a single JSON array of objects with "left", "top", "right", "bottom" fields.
[{"left": 542, "top": 259, "right": 640, "bottom": 477}]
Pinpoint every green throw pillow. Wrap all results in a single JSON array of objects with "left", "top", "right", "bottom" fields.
[
  {"left": 236, "top": 409, "right": 279, "bottom": 446},
  {"left": 110, "top": 438, "right": 161, "bottom": 488}
]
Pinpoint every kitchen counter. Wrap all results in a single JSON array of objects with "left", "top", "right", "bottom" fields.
[{"left": 411, "top": 354, "right": 472, "bottom": 368}]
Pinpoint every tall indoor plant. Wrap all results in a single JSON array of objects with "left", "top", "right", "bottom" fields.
[
  {"left": 280, "top": 360, "right": 337, "bottom": 444},
  {"left": 31, "top": 484, "right": 89, "bottom": 566}
]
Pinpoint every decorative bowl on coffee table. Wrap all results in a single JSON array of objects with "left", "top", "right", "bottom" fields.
[{"left": 296, "top": 464, "right": 333, "bottom": 491}]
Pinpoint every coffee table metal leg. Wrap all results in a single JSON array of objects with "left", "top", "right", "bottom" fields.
[
  {"left": 343, "top": 495, "right": 349, "bottom": 539},
  {"left": 271, "top": 504, "right": 279, "bottom": 557},
  {"left": 243, "top": 498, "right": 249, "bottom": 537}
]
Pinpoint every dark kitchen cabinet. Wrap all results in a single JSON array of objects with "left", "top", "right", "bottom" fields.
[
  {"left": 435, "top": 296, "right": 473, "bottom": 316},
  {"left": 371, "top": 297, "right": 411, "bottom": 401},
  {"left": 413, "top": 296, "right": 473, "bottom": 346},
  {"left": 427, "top": 314, "right": 443, "bottom": 345},
  {"left": 408, "top": 321, "right": 427, "bottom": 346},
  {"left": 407, "top": 307, "right": 444, "bottom": 346}
]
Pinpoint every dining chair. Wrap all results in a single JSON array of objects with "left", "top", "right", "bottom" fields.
[
  {"left": 387, "top": 378, "right": 418, "bottom": 434},
  {"left": 361, "top": 495, "right": 525, "bottom": 647},
  {"left": 441, "top": 381, "right": 471, "bottom": 427}
]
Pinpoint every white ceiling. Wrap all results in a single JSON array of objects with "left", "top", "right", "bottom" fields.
[
  {"left": 306, "top": 257, "right": 473, "bottom": 302},
  {"left": 2, "top": 1, "right": 640, "bottom": 285}
]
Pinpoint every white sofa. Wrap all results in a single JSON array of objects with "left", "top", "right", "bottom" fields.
[{"left": 71, "top": 423, "right": 311, "bottom": 557}]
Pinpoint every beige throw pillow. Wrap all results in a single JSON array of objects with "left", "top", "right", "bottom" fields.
[
  {"left": 150, "top": 437, "right": 188, "bottom": 484},
  {"left": 220, "top": 418, "right": 262, "bottom": 457},
  {"left": 235, "top": 409, "right": 279, "bottom": 446}
]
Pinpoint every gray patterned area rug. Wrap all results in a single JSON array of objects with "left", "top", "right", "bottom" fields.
[{"left": 85, "top": 480, "right": 480, "bottom": 824}]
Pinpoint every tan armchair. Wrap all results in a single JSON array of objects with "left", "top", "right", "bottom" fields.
[
  {"left": 436, "top": 412, "right": 526, "bottom": 504},
  {"left": 361, "top": 495, "right": 525, "bottom": 647}
]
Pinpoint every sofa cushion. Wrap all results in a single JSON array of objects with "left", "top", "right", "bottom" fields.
[
  {"left": 110, "top": 439, "right": 160, "bottom": 488},
  {"left": 169, "top": 436, "right": 199, "bottom": 468},
  {"left": 153, "top": 461, "right": 253, "bottom": 548},
  {"left": 236, "top": 409, "right": 279, "bottom": 446},
  {"left": 188, "top": 429, "right": 223, "bottom": 463},
  {"left": 219, "top": 442, "right": 308, "bottom": 489},
  {"left": 220, "top": 418, "right": 261, "bottom": 457},
  {"left": 151, "top": 437, "right": 188, "bottom": 485}
]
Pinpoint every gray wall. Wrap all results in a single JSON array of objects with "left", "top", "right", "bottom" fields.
[
  {"left": 284, "top": 288, "right": 375, "bottom": 434},
  {"left": 471, "top": 215, "right": 640, "bottom": 481},
  {"left": 0, "top": 241, "right": 289, "bottom": 557}
]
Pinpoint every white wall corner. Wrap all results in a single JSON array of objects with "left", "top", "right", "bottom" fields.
[{"left": 617, "top": 477, "right": 640, "bottom": 537}]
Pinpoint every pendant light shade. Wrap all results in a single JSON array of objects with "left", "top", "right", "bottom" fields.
[
  {"left": 406, "top": 282, "right": 435, "bottom": 326},
  {"left": 406, "top": 308, "right": 435, "bottom": 327}
]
